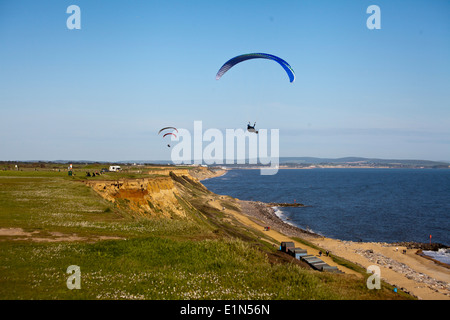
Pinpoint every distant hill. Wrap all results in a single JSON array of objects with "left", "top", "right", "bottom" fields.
[
  {"left": 2, "top": 157, "right": 449, "bottom": 169},
  {"left": 278, "top": 157, "right": 450, "bottom": 168}
]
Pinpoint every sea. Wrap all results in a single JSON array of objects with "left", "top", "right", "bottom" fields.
[{"left": 203, "top": 168, "right": 450, "bottom": 263}]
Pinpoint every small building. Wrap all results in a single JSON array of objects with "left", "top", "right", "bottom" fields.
[
  {"left": 301, "top": 255, "right": 322, "bottom": 265},
  {"left": 320, "top": 265, "right": 343, "bottom": 273},
  {"left": 280, "top": 241, "right": 295, "bottom": 253},
  {"left": 290, "top": 248, "right": 308, "bottom": 260},
  {"left": 309, "top": 261, "right": 329, "bottom": 270},
  {"left": 301, "top": 255, "right": 329, "bottom": 270}
]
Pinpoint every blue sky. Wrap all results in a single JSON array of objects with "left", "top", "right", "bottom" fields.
[{"left": 1, "top": 0, "right": 449, "bottom": 161}]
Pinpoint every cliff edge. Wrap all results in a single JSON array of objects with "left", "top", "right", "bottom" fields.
[{"left": 84, "top": 166, "right": 225, "bottom": 219}]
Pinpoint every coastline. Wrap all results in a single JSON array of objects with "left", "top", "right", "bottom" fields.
[
  {"left": 195, "top": 168, "right": 228, "bottom": 181},
  {"left": 213, "top": 166, "right": 450, "bottom": 170},
  {"left": 199, "top": 168, "right": 450, "bottom": 300},
  {"left": 235, "top": 199, "right": 450, "bottom": 300}
]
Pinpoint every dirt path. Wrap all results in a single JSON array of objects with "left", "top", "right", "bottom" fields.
[{"left": 0, "top": 228, "right": 122, "bottom": 243}]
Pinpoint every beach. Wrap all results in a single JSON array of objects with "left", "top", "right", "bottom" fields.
[{"left": 232, "top": 200, "right": 450, "bottom": 300}]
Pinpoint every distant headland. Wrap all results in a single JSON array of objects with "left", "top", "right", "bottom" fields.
[
  {"left": 207, "top": 157, "right": 449, "bottom": 169},
  {"left": 1, "top": 156, "right": 449, "bottom": 170}
]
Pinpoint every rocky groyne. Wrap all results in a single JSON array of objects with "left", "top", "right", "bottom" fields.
[{"left": 239, "top": 201, "right": 320, "bottom": 239}]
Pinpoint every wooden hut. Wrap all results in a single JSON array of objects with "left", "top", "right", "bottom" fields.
[
  {"left": 280, "top": 241, "right": 295, "bottom": 253},
  {"left": 321, "top": 265, "right": 343, "bottom": 273},
  {"left": 287, "top": 248, "right": 308, "bottom": 260}
]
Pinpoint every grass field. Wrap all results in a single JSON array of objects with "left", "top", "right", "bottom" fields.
[{"left": 0, "top": 166, "right": 413, "bottom": 300}]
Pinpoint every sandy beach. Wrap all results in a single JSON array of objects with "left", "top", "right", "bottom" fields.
[{"left": 232, "top": 200, "right": 450, "bottom": 300}]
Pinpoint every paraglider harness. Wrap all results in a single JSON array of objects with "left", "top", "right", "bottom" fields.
[{"left": 247, "top": 122, "right": 258, "bottom": 134}]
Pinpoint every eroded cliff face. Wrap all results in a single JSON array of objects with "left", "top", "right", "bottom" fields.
[
  {"left": 147, "top": 169, "right": 190, "bottom": 176},
  {"left": 85, "top": 176, "right": 187, "bottom": 218},
  {"left": 84, "top": 167, "right": 224, "bottom": 219}
]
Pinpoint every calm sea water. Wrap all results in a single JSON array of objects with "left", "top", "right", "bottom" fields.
[{"left": 203, "top": 169, "right": 450, "bottom": 246}]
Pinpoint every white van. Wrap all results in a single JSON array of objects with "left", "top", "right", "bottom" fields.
[{"left": 109, "top": 165, "right": 121, "bottom": 172}]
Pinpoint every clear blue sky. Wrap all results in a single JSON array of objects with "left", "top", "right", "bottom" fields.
[{"left": 1, "top": 0, "right": 449, "bottom": 161}]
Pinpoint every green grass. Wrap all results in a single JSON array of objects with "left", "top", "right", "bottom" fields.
[
  {"left": 0, "top": 171, "right": 414, "bottom": 300},
  {"left": 0, "top": 164, "right": 171, "bottom": 181},
  {"left": 0, "top": 237, "right": 406, "bottom": 300}
]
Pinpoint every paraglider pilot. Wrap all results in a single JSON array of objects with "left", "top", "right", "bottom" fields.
[{"left": 247, "top": 122, "right": 258, "bottom": 134}]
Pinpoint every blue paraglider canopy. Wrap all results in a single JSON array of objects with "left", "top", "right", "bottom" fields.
[{"left": 216, "top": 53, "right": 295, "bottom": 83}]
